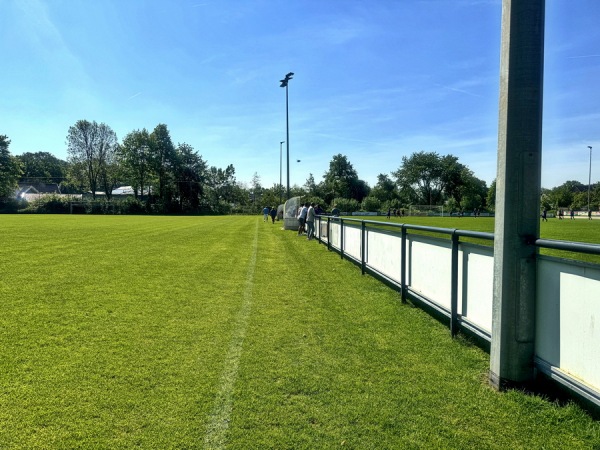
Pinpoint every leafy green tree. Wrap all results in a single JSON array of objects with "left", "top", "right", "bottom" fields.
[
  {"left": 289, "top": 184, "right": 307, "bottom": 199},
  {"left": 249, "top": 172, "right": 263, "bottom": 212},
  {"left": 98, "top": 144, "right": 121, "bottom": 201},
  {"left": 303, "top": 173, "right": 321, "bottom": 198},
  {"left": 259, "top": 184, "right": 288, "bottom": 211},
  {"left": 119, "top": 129, "right": 152, "bottom": 199},
  {"left": 173, "top": 143, "right": 207, "bottom": 212},
  {"left": 361, "top": 196, "right": 381, "bottom": 212},
  {"left": 204, "top": 164, "right": 238, "bottom": 212},
  {"left": 486, "top": 179, "right": 496, "bottom": 211},
  {"left": 0, "top": 135, "right": 23, "bottom": 198},
  {"left": 66, "top": 120, "right": 118, "bottom": 199},
  {"left": 393, "top": 151, "right": 450, "bottom": 205},
  {"left": 371, "top": 174, "right": 397, "bottom": 204},
  {"left": 449, "top": 168, "right": 488, "bottom": 210},
  {"left": 332, "top": 197, "right": 359, "bottom": 213},
  {"left": 322, "top": 154, "right": 370, "bottom": 205},
  {"left": 149, "top": 124, "right": 177, "bottom": 210},
  {"left": 17, "top": 152, "right": 68, "bottom": 183},
  {"left": 543, "top": 180, "right": 585, "bottom": 210}
]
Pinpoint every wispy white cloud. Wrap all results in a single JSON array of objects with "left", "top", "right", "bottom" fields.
[
  {"left": 127, "top": 92, "right": 143, "bottom": 101},
  {"left": 567, "top": 54, "right": 600, "bottom": 59}
]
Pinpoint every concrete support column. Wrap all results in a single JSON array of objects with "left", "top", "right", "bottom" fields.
[{"left": 490, "top": 0, "right": 545, "bottom": 389}]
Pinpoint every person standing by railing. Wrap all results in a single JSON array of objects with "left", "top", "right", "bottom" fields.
[
  {"left": 298, "top": 203, "right": 308, "bottom": 235},
  {"left": 306, "top": 203, "right": 315, "bottom": 240}
]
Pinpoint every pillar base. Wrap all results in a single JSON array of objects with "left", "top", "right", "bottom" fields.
[{"left": 489, "top": 370, "right": 536, "bottom": 392}]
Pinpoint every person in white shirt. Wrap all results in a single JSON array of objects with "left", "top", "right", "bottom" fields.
[
  {"left": 306, "top": 203, "right": 316, "bottom": 240},
  {"left": 298, "top": 203, "right": 308, "bottom": 235}
]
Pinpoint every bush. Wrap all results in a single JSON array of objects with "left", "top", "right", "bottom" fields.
[
  {"left": 361, "top": 196, "right": 381, "bottom": 212},
  {"left": 0, "top": 198, "right": 22, "bottom": 213},
  {"left": 114, "top": 197, "right": 147, "bottom": 214},
  {"left": 332, "top": 197, "right": 359, "bottom": 213},
  {"left": 21, "top": 195, "right": 71, "bottom": 214}
]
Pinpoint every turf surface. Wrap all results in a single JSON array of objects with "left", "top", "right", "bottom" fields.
[{"left": 0, "top": 215, "right": 598, "bottom": 448}]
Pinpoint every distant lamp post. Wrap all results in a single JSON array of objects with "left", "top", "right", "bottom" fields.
[
  {"left": 588, "top": 146, "right": 593, "bottom": 212},
  {"left": 279, "top": 140, "right": 285, "bottom": 204},
  {"left": 280, "top": 72, "right": 294, "bottom": 200}
]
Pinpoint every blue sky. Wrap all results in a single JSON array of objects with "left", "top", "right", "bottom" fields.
[{"left": 1, "top": 0, "right": 599, "bottom": 190}]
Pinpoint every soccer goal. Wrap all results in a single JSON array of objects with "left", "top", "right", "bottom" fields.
[{"left": 408, "top": 205, "right": 445, "bottom": 217}]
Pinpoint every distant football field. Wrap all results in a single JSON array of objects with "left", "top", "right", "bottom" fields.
[{"left": 1, "top": 215, "right": 598, "bottom": 448}]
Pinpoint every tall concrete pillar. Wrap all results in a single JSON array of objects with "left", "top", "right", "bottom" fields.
[{"left": 490, "top": 0, "right": 545, "bottom": 389}]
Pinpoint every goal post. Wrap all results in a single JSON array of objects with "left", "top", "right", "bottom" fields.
[{"left": 407, "top": 205, "right": 445, "bottom": 217}]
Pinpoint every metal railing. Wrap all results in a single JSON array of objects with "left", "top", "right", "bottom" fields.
[
  {"left": 318, "top": 215, "right": 495, "bottom": 337},
  {"left": 315, "top": 214, "right": 600, "bottom": 409}
]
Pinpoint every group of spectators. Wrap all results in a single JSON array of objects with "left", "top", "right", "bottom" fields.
[{"left": 297, "top": 203, "right": 324, "bottom": 240}]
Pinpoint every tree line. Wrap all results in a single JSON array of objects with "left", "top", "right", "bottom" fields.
[{"left": 2, "top": 123, "right": 598, "bottom": 214}]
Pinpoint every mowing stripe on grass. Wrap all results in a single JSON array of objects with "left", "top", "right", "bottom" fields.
[{"left": 204, "top": 220, "right": 259, "bottom": 449}]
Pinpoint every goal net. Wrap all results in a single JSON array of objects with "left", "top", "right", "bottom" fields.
[{"left": 408, "top": 205, "right": 445, "bottom": 217}]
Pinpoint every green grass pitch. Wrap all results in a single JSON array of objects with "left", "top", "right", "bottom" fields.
[{"left": 0, "top": 215, "right": 598, "bottom": 448}]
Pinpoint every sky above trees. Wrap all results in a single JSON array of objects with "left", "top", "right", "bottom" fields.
[{"left": 1, "top": 0, "right": 599, "bottom": 190}]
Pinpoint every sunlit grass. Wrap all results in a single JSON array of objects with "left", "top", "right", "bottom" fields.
[{"left": 0, "top": 215, "right": 598, "bottom": 448}]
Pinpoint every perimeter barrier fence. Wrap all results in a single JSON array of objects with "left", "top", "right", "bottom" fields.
[{"left": 315, "top": 215, "right": 600, "bottom": 409}]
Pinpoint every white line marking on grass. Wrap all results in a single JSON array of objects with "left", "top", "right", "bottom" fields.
[{"left": 204, "top": 221, "right": 258, "bottom": 449}]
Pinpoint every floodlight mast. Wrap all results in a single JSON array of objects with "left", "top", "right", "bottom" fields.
[
  {"left": 279, "top": 140, "right": 285, "bottom": 204},
  {"left": 280, "top": 72, "right": 294, "bottom": 200},
  {"left": 588, "top": 146, "right": 593, "bottom": 213}
]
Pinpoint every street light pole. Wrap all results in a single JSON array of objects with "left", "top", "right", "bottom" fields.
[
  {"left": 588, "top": 146, "right": 593, "bottom": 213},
  {"left": 279, "top": 140, "right": 285, "bottom": 204},
  {"left": 280, "top": 72, "right": 294, "bottom": 200}
]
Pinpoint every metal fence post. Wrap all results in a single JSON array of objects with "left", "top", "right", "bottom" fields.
[
  {"left": 340, "top": 218, "right": 345, "bottom": 260},
  {"left": 361, "top": 221, "right": 366, "bottom": 275},
  {"left": 451, "top": 229, "right": 459, "bottom": 337},
  {"left": 327, "top": 217, "right": 331, "bottom": 251},
  {"left": 401, "top": 224, "right": 407, "bottom": 303}
]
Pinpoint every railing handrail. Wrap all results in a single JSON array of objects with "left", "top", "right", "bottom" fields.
[
  {"left": 535, "top": 238, "right": 600, "bottom": 255},
  {"left": 317, "top": 215, "right": 495, "bottom": 242},
  {"left": 319, "top": 215, "right": 600, "bottom": 253}
]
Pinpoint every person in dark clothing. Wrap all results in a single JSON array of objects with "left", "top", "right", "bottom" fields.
[{"left": 270, "top": 206, "right": 277, "bottom": 224}]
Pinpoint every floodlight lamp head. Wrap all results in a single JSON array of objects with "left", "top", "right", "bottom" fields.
[
  {"left": 588, "top": 146, "right": 593, "bottom": 150},
  {"left": 280, "top": 79, "right": 287, "bottom": 87},
  {"left": 286, "top": 72, "right": 294, "bottom": 78}
]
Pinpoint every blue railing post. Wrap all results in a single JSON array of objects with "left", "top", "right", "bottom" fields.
[
  {"left": 450, "top": 229, "right": 459, "bottom": 337},
  {"left": 401, "top": 224, "right": 407, "bottom": 304},
  {"left": 327, "top": 217, "right": 331, "bottom": 251},
  {"left": 340, "top": 218, "right": 345, "bottom": 260},
  {"left": 361, "top": 221, "right": 366, "bottom": 275}
]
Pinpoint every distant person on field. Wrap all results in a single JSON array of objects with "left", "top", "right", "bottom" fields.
[
  {"left": 542, "top": 208, "right": 547, "bottom": 222},
  {"left": 589, "top": 210, "right": 593, "bottom": 220},
  {"left": 558, "top": 209, "right": 563, "bottom": 220},
  {"left": 306, "top": 203, "right": 316, "bottom": 240},
  {"left": 263, "top": 206, "right": 269, "bottom": 222},
  {"left": 570, "top": 209, "right": 575, "bottom": 220},
  {"left": 387, "top": 208, "right": 391, "bottom": 219},
  {"left": 270, "top": 206, "right": 277, "bottom": 224}
]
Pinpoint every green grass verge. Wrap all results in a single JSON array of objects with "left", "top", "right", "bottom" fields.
[{"left": 0, "top": 215, "right": 598, "bottom": 448}]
